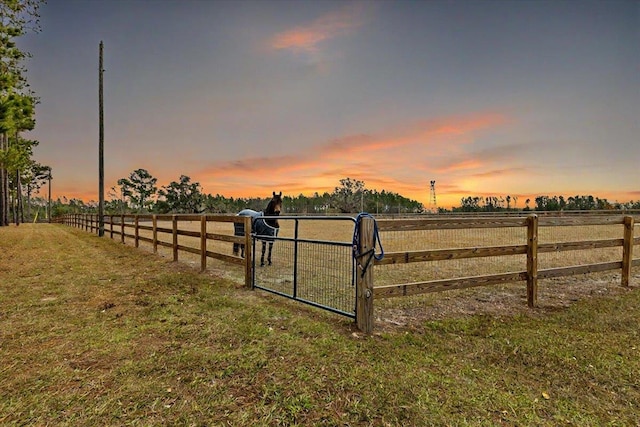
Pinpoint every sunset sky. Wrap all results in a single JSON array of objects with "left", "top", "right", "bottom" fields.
[{"left": 22, "top": 0, "right": 639, "bottom": 209}]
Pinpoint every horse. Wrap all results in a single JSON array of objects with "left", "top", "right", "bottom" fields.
[{"left": 233, "top": 191, "right": 282, "bottom": 267}]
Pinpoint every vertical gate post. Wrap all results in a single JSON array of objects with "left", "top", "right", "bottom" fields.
[
  {"left": 244, "top": 216, "right": 252, "bottom": 288},
  {"left": 526, "top": 214, "right": 539, "bottom": 308},
  {"left": 356, "top": 216, "right": 375, "bottom": 334},
  {"left": 622, "top": 215, "right": 634, "bottom": 287}
]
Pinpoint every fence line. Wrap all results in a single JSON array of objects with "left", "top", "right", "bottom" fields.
[
  {"left": 59, "top": 213, "right": 253, "bottom": 287},
  {"left": 372, "top": 214, "right": 637, "bottom": 304},
  {"left": 57, "top": 213, "right": 639, "bottom": 334}
]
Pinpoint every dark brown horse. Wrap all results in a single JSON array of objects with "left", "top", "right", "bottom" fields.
[{"left": 233, "top": 191, "right": 283, "bottom": 266}]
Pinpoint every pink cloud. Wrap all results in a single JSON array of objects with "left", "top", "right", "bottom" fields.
[
  {"left": 269, "top": 2, "right": 371, "bottom": 53},
  {"left": 435, "top": 159, "right": 485, "bottom": 173},
  {"left": 193, "top": 111, "right": 511, "bottom": 204},
  {"left": 469, "top": 167, "right": 528, "bottom": 178},
  {"left": 321, "top": 112, "right": 508, "bottom": 157}
]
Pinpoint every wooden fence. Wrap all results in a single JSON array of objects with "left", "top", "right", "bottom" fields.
[
  {"left": 59, "top": 213, "right": 253, "bottom": 287},
  {"left": 370, "top": 215, "right": 638, "bottom": 301},
  {"left": 345, "top": 214, "right": 639, "bottom": 332},
  {"left": 58, "top": 213, "right": 639, "bottom": 334}
]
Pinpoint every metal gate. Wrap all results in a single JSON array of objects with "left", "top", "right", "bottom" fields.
[{"left": 251, "top": 216, "right": 357, "bottom": 318}]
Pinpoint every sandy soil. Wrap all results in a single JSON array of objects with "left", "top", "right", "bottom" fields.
[{"left": 374, "top": 272, "right": 639, "bottom": 332}]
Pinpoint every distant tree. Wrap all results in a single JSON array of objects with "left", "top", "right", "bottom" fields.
[
  {"left": 116, "top": 169, "right": 158, "bottom": 212},
  {"left": 453, "top": 196, "right": 483, "bottom": 212},
  {"left": 157, "top": 175, "right": 203, "bottom": 213},
  {"left": 105, "top": 185, "right": 127, "bottom": 214},
  {"left": 16, "top": 158, "right": 46, "bottom": 221},
  {"left": 331, "top": 177, "right": 365, "bottom": 213}
]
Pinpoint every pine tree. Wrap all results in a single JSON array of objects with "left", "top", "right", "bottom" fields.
[{"left": 0, "top": 0, "right": 43, "bottom": 226}]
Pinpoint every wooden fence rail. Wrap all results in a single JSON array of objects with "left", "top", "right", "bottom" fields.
[
  {"left": 60, "top": 213, "right": 253, "bottom": 287},
  {"left": 373, "top": 215, "right": 638, "bottom": 310}
]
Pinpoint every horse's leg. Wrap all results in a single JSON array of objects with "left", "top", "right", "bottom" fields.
[
  {"left": 260, "top": 241, "right": 266, "bottom": 267},
  {"left": 267, "top": 242, "right": 274, "bottom": 265}
]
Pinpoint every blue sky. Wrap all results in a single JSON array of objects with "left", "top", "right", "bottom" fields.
[{"left": 22, "top": 0, "right": 640, "bottom": 208}]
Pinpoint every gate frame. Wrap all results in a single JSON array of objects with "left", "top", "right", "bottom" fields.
[{"left": 250, "top": 215, "right": 358, "bottom": 319}]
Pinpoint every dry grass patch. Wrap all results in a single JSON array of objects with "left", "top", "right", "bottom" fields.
[{"left": 1, "top": 224, "right": 639, "bottom": 426}]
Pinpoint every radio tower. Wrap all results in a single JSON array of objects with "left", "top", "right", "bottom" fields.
[{"left": 429, "top": 180, "right": 437, "bottom": 213}]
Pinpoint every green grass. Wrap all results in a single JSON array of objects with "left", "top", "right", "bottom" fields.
[{"left": 1, "top": 224, "right": 639, "bottom": 426}]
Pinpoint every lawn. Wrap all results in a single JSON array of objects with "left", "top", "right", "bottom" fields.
[{"left": 1, "top": 224, "right": 638, "bottom": 426}]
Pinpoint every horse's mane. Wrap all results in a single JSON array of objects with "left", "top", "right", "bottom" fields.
[{"left": 264, "top": 200, "right": 278, "bottom": 215}]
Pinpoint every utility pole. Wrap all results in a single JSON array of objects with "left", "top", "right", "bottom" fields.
[{"left": 98, "top": 41, "right": 105, "bottom": 236}]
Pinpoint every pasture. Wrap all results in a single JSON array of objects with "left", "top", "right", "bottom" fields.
[{"left": 1, "top": 223, "right": 639, "bottom": 425}]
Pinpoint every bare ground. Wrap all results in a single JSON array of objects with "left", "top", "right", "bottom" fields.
[{"left": 374, "top": 272, "right": 639, "bottom": 332}]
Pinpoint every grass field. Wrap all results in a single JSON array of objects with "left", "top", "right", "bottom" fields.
[{"left": 1, "top": 224, "right": 639, "bottom": 426}]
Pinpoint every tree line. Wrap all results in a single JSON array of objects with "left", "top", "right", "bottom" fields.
[
  {"left": 45, "top": 173, "right": 424, "bottom": 217},
  {"left": 0, "top": 1, "right": 48, "bottom": 226},
  {"left": 452, "top": 194, "right": 640, "bottom": 213},
  {"left": 18, "top": 169, "right": 640, "bottom": 220}
]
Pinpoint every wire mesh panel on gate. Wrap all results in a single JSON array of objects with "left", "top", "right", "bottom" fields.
[{"left": 252, "top": 217, "right": 356, "bottom": 318}]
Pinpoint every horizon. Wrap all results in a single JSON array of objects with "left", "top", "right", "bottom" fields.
[{"left": 21, "top": 0, "right": 639, "bottom": 209}]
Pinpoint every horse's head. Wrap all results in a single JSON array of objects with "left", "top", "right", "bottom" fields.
[
  {"left": 265, "top": 191, "right": 282, "bottom": 227},
  {"left": 267, "top": 191, "right": 282, "bottom": 215}
]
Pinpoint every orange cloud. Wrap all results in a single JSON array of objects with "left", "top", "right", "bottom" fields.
[
  {"left": 269, "top": 2, "right": 371, "bottom": 53},
  {"left": 322, "top": 112, "right": 508, "bottom": 157},
  {"left": 469, "top": 167, "right": 527, "bottom": 178},
  {"left": 191, "top": 111, "right": 511, "bottom": 205},
  {"left": 436, "top": 159, "right": 485, "bottom": 173}
]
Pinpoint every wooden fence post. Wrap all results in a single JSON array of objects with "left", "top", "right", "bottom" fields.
[
  {"left": 200, "top": 215, "right": 207, "bottom": 272},
  {"left": 622, "top": 215, "right": 634, "bottom": 287},
  {"left": 356, "top": 216, "right": 375, "bottom": 334},
  {"left": 526, "top": 214, "right": 539, "bottom": 308},
  {"left": 152, "top": 215, "right": 158, "bottom": 253},
  {"left": 172, "top": 215, "right": 178, "bottom": 262},
  {"left": 244, "top": 216, "right": 252, "bottom": 288},
  {"left": 120, "top": 214, "right": 125, "bottom": 244},
  {"left": 134, "top": 216, "right": 140, "bottom": 248},
  {"left": 109, "top": 215, "right": 113, "bottom": 239}
]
